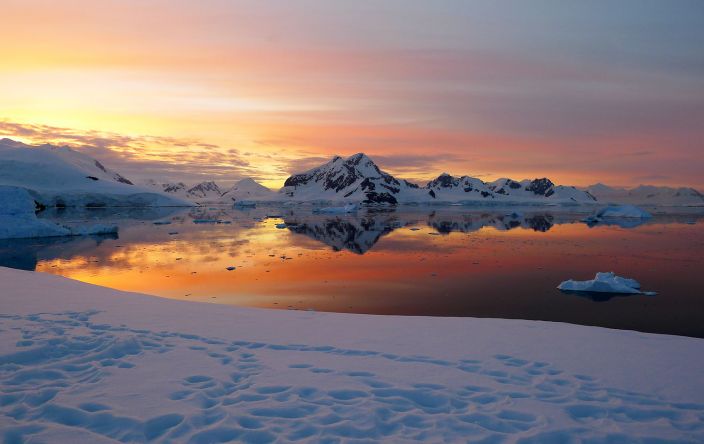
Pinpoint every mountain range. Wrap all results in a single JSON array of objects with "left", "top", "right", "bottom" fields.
[
  {"left": 278, "top": 153, "right": 597, "bottom": 204},
  {"left": 2, "top": 138, "right": 702, "bottom": 207},
  {"left": 584, "top": 183, "right": 704, "bottom": 206}
]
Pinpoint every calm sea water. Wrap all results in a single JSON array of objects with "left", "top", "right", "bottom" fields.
[{"left": 2, "top": 205, "right": 703, "bottom": 337}]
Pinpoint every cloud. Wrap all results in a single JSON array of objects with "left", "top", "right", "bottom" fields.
[{"left": 284, "top": 156, "right": 333, "bottom": 175}]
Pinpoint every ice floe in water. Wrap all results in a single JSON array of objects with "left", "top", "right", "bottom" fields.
[{"left": 558, "top": 272, "right": 656, "bottom": 296}]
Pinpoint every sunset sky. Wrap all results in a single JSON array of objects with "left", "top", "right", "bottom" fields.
[{"left": 1, "top": 0, "right": 703, "bottom": 188}]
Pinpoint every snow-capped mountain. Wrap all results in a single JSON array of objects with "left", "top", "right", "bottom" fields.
[
  {"left": 280, "top": 153, "right": 597, "bottom": 205},
  {"left": 585, "top": 183, "right": 704, "bottom": 206},
  {"left": 220, "top": 178, "right": 274, "bottom": 202},
  {"left": 0, "top": 138, "right": 189, "bottom": 207},
  {"left": 486, "top": 177, "right": 596, "bottom": 203},
  {"left": 143, "top": 180, "right": 187, "bottom": 196},
  {"left": 280, "top": 153, "right": 422, "bottom": 204},
  {"left": 143, "top": 180, "right": 224, "bottom": 202},
  {"left": 185, "top": 181, "right": 222, "bottom": 200}
]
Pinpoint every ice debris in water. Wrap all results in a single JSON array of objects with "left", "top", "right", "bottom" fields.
[{"left": 558, "top": 272, "right": 656, "bottom": 295}]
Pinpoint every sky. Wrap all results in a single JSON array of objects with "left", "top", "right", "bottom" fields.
[{"left": 1, "top": 0, "right": 703, "bottom": 189}]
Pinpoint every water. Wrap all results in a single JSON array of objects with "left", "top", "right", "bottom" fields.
[{"left": 2, "top": 205, "right": 703, "bottom": 337}]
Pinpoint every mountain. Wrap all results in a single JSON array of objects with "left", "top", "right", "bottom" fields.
[
  {"left": 220, "top": 178, "right": 274, "bottom": 202},
  {"left": 585, "top": 183, "right": 704, "bottom": 206},
  {"left": 280, "top": 153, "right": 422, "bottom": 204},
  {"left": 485, "top": 177, "right": 597, "bottom": 203},
  {"left": 185, "top": 181, "right": 222, "bottom": 200},
  {"left": 0, "top": 138, "right": 189, "bottom": 208},
  {"left": 280, "top": 153, "right": 597, "bottom": 205},
  {"left": 143, "top": 180, "right": 225, "bottom": 203}
]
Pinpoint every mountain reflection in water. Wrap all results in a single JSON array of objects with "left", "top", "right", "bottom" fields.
[{"left": 1, "top": 205, "right": 702, "bottom": 337}]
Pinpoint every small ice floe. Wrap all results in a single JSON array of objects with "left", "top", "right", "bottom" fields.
[
  {"left": 558, "top": 272, "right": 656, "bottom": 296},
  {"left": 226, "top": 266, "right": 236, "bottom": 271},
  {"left": 313, "top": 203, "right": 358, "bottom": 214},
  {"left": 234, "top": 200, "right": 256, "bottom": 208},
  {"left": 275, "top": 223, "right": 288, "bottom": 229},
  {"left": 409, "top": 227, "right": 421, "bottom": 231},
  {"left": 193, "top": 219, "right": 218, "bottom": 224}
]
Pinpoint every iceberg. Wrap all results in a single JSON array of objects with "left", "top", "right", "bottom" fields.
[
  {"left": 595, "top": 205, "right": 652, "bottom": 219},
  {"left": 0, "top": 186, "right": 119, "bottom": 239},
  {"left": 558, "top": 272, "right": 656, "bottom": 295}
]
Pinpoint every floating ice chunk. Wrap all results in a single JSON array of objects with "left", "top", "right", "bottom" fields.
[
  {"left": 275, "top": 223, "right": 287, "bottom": 229},
  {"left": 596, "top": 205, "right": 652, "bottom": 219},
  {"left": 313, "top": 203, "right": 358, "bottom": 214},
  {"left": 558, "top": 272, "right": 656, "bottom": 295}
]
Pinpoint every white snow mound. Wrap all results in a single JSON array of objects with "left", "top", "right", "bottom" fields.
[{"left": 558, "top": 272, "right": 656, "bottom": 295}]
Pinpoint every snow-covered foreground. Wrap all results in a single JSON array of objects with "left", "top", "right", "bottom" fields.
[{"left": 1, "top": 268, "right": 703, "bottom": 443}]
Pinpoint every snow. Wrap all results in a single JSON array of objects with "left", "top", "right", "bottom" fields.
[
  {"left": 0, "top": 186, "right": 118, "bottom": 239},
  {"left": 0, "top": 139, "right": 190, "bottom": 208},
  {"left": 558, "top": 272, "right": 656, "bottom": 295},
  {"left": 1, "top": 267, "right": 702, "bottom": 442}
]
